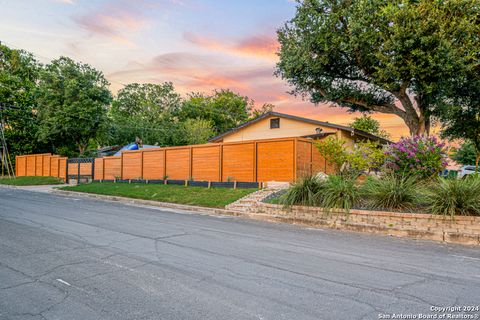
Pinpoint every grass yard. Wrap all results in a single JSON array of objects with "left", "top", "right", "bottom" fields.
[
  {"left": 0, "top": 176, "right": 64, "bottom": 186},
  {"left": 60, "top": 182, "right": 256, "bottom": 208}
]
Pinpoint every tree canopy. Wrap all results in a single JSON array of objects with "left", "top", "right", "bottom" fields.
[
  {"left": 452, "top": 141, "right": 478, "bottom": 167},
  {"left": 178, "top": 89, "right": 253, "bottom": 135},
  {"left": 436, "top": 69, "right": 480, "bottom": 171},
  {"left": 0, "top": 44, "right": 47, "bottom": 158},
  {"left": 276, "top": 0, "right": 479, "bottom": 135},
  {"left": 107, "top": 82, "right": 183, "bottom": 147},
  {"left": 36, "top": 57, "right": 112, "bottom": 156},
  {"left": 349, "top": 115, "right": 390, "bottom": 139}
]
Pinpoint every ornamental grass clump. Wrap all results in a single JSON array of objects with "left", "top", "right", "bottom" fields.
[
  {"left": 278, "top": 175, "right": 325, "bottom": 206},
  {"left": 321, "top": 175, "right": 360, "bottom": 213},
  {"left": 361, "top": 175, "right": 422, "bottom": 211},
  {"left": 424, "top": 176, "right": 480, "bottom": 217},
  {"left": 385, "top": 135, "right": 448, "bottom": 179}
]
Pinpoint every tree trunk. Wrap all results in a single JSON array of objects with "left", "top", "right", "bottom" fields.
[
  {"left": 78, "top": 143, "right": 87, "bottom": 156},
  {"left": 476, "top": 153, "right": 480, "bottom": 174}
]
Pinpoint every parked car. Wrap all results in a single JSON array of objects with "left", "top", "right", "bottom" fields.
[{"left": 458, "top": 165, "right": 479, "bottom": 179}]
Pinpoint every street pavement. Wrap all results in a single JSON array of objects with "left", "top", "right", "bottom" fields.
[{"left": 0, "top": 187, "right": 479, "bottom": 320}]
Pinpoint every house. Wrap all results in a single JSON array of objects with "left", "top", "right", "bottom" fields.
[{"left": 209, "top": 111, "right": 390, "bottom": 147}]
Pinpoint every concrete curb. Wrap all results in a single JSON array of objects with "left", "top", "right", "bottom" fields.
[
  {"left": 51, "top": 189, "right": 245, "bottom": 217},
  {"left": 50, "top": 190, "right": 300, "bottom": 227}
]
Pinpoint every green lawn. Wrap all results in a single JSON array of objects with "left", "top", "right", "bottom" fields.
[
  {"left": 0, "top": 176, "right": 64, "bottom": 186},
  {"left": 59, "top": 182, "right": 256, "bottom": 208}
]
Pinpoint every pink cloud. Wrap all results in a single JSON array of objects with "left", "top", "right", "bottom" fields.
[
  {"left": 107, "top": 51, "right": 409, "bottom": 140},
  {"left": 73, "top": 2, "right": 149, "bottom": 47},
  {"left": 184, "top": 32, "right": 279, "bottom": 61}
]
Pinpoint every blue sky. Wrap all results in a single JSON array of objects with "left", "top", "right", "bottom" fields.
[{"left": 0, "top": 0, "right": 408, "bottom": 138}]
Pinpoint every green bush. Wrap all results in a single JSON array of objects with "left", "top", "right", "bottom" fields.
[
  {"left": 278, "top": 175, "right": 324, "bottom": 206},
  {"left": 321, "top": 175, "right": 360, "bottom": 213},
  {"left": 424, "top": 177, "right": 480, "bottom": 216},
  {"left": 361, "top": 175, "right": 422, "bottom": 211}
]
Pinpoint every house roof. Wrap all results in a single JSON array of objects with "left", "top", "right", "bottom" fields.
[{"left": 208, "top": 111, "right": 392, "bottom": 144}]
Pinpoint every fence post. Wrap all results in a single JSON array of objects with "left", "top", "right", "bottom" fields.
[
  {"left": 77, "top": 159, "right": 80, "bottom": 185},
  {"left": 66, "top": 159, "right": 69, "bottom": 184},
  {"left": 91, "top": 158, "right": 95, "bottom": 182}
]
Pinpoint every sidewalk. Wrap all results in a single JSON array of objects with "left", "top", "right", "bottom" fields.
[{"left": 0, "top": 184, "right": 67, "bottom": 193}]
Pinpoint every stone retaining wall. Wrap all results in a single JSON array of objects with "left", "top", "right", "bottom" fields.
[{"left": 254, "top": 203, "right": 480, "bottom": 245}]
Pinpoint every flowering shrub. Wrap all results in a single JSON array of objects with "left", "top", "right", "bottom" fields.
[
  {"left": 385, "top": 135, "right": 448, "bottom": 178},
  {"left": 316, "top": 137, "right": 386, "bottom": 174},
  {"left": 348, "top": 140, "right": 386, "bottom": 173}
]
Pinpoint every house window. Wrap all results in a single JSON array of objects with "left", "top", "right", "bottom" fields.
[{"left": 270, "top": 118, "right": 280, "bottom": 129}]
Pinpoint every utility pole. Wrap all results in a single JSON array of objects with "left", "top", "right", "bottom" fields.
[
  {"left": 0, "top": 103, "right": 15, "bottom": 178},
  {"left": 0, "top": 42, "right": 16, "bottom": 178}
]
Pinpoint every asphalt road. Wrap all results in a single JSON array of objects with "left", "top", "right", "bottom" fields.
[{"left": 0, "top": 188, "right": 479, "bottom": 320}]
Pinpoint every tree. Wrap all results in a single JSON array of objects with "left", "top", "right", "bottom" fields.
[
  {"left": 452, "top": 141, "right": 477, "bottom": 167},
  {"left": 276, "top": 0, "right": 479, "bottom": 135},
  {"left": 179, "top": 89, "right": 252, "bottom": 135},
  {"left": 436, "top": 70, "right": 480, "bottom": 171},
  {"left": 315, "top": 136, "right": 347, "bottom": 173},
  {"left": 179, "top": 118, "right": 215, "bottom": 145},
  {"left": 0, "top": 44, "right": 48, "bottom": 160},
  {"left": 249, "top": 103, "right": 275, "bottom": 121},
  {"left": 107, "top": 82, "right": 182, "bottom": 146},
  {"left": 36, "top": 57, "right": 112, "bottom": 155},
  {"left": 349, "top": 115, "right": 390, "bottom": 140}
]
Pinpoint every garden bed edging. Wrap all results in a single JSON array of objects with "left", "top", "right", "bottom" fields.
[{"left": 252, "top": 202, "right": 480, "bottom": 246}]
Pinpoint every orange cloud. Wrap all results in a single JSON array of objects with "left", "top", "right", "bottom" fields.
[
  {"left": 184, "top": 32, "right": 279, "bottom": 61},
  {"left": 107, "top": 51, "right": 409, "bottom": 140},
  {"left": 234, "top": 35, "right": 279, "bottom": 60}
]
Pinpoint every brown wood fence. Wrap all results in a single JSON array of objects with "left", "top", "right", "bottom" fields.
[
  {"left": 94, "top": 137, "right": 334, "bottom": 183},
  {"left": 15, "top": 137, "right": 335, "bottom": 183},
  {"left": 15, "top": 153, "right": 67, "bottom": 180}
]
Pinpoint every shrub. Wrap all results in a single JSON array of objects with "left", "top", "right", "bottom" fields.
[
  {"left": 361, "top": 175, "right": 422, "bottom": 211},
  {"left": 321, "top": 175, "right": 360, "bottom": 213},
  {"left": 384, "top": 135, "right": 447, "bottom": 179},
  {"left": 347, "top": 140, "right": 386, "bottom": 173},
  {"left": 278, "top": 175, "right": 324, "bottom": 206},
  {"left": 315, "top": 136, "right": 347, "bottom": 173},
  {"left": 424, "top": 176, "right": 480, "bottom": 216},
  {"left": 316, "top": 137, "right": 385, "bottom": 176}
]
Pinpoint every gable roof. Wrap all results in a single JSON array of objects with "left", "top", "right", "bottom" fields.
[{"left": 208, "top": 111, "right": 391, "bottom": 144}]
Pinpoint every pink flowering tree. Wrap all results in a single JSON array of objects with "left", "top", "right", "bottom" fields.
[{"left": 385, "top": 136, "right": 448, "bottom": 178}]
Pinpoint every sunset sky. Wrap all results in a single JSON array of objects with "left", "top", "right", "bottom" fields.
[{"left": 0, "top": 0, "right": 412, "bottom": 139}]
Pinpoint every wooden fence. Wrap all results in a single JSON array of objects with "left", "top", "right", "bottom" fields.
[
  {"left": 15, "top": 153, "right": 68, "bottom": 180},
  {"left": 15, "top": 137, "right": 335, "bottom": 183},
  {"left": 94, "top": 137, "right": 334, "bottom": 183}
]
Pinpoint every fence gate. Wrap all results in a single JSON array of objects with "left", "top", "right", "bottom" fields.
[{"left": 66, "top": 158, "right": 94, "bottom": 184}]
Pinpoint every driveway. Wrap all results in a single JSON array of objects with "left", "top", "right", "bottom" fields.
[{"left": 0, "top": 187, "right": 479, "bottom": 320}]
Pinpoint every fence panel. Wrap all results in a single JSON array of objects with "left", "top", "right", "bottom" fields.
[
  {"left": 257, "top": 140, "right": 295, "bottom": 182},
  {"left": 16, "top": 156, "right": 26, "bottom": 176},
  {"left": 192, "top": 146, "right": 220, "bottom": 181},
  {"left": 122, "top": 151, "right": 143, "bottom": 180},
  {"left": 43, "top": 156, "right": 51, "bottom": 176},
  {"left": 94, "top": 158, "right": 104, "bottom": 180},
  {"left": 296, "top": 140, "right": 312, "bottom": 179},
  {"left": 50, "top": 157, "right": 59, "bottom": 177},
  {"left": 35, "top": 155, "right": 43, "bottom": 176},
  {"left": 26, "top": 156, "right": 36, "bottom": 176},
  {"left": 165, "top": 148, "right": 190, "bottom": 180},
  {"left": 143, "top": 149, "right": 164, "bottom": 180},
  {"left": 59, "top": 158, "right": 67, "bottom": 179},
  {"left": 222, "top": 143, "right": 255, "bottom": 182},
  {"left": 103, "top": 156, "right": 121, "bottom": 180}
]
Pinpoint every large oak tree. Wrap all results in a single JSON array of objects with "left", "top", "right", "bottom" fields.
[
  {"left": 276, "top": 0, "right": 479, "bottom": 135},
  {"left": 36, "top": 57, "right": 112, "bottom": 156}
]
